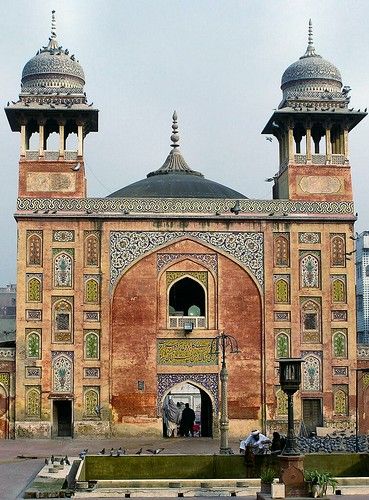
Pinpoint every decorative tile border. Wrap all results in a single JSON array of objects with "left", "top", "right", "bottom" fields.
[
  {"left": 25, "top": 366, "right": 42, "bottom": 378},
  {"left": 157, "top": 373, "right": 218, "bottom": 413},
  {"left": 357, "top": 345, "right": 369, "bottom": 359},
  {"left": 17, "top": 197, "right": 355, "bottom": 215},
  {"left": 110, "top": 231, "right": 263, "bottom": 289},
  {"left": 333, "top": 366, "right": 348, "bottom": 377},
  {"left": 274, "top": 311, "right": 290, "bottom": 322},
  {"left": 298, "top": 232, "right": 321, "bottom": 244},
  {"left": 84, "top": 311, "right": 100, "bottom": 322},
  {"left": 26, "top": 309, "right": 42, "bottom": 321},
  {"left": 84, "top": 367, "right": 100, "bottom": 378},
  {"left": 52, "top": 230, "right": 75, "bottom": 242},
  {"left": 331, "top": 310, "right": 347, "bottom": 321},
  {"left": 0, "top": 348, "right": 15, "bottom": 359}
]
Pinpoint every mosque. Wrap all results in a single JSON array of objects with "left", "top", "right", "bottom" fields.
[{"left": 1, "top": 15, "right": 367, "bottom": 439}]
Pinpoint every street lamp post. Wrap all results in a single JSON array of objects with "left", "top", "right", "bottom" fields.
[
  {"left": 279, "top": 358, "right": 303, "bottom": 456},
  {"left": 210, "top": 332, "right": 239, "bottom": 455}
]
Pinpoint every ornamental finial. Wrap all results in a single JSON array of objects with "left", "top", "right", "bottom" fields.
[
  {"left": 51, "top": 10, "right": 56, "bottom": 39},
  {"left": 301, "top": 18, "right": 317, "bottom": 58},
  {"left": 170, "top": 110, "right": 180, "bottom": 150}
]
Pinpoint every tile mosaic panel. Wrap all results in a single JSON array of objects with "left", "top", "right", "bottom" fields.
[
  {"left": 25, "top": 367, "right": 42, "bottom": 378},
  {"left": 52, "top": 230, "right": 75, "bottom": 242},
  {"left": 157, "top": 339, "right": 218, "bottom": 366},
  {"left": 157, "top": 253, "right": 218, "bottom": 274},
  {"left": 333, "top": 366, "right": 348, "bottom": 377},
  {"left": 302, "top": 353, "right": 322, "bottom": 392},
  {"left": 84, "top": 367, "right": 100, "bottom": 378},
  {"left": 52, "top": 352, "right": 73, "bottom": 393},
  {"left": 84, "top": 311, "right": 100, "bottom": 322},
  {"left": 110, "top": 231, "right": 264, "bottom": 289},
  {"left": 331, "top": 310, "right": 347, "bottom": 321},
  {"left": 274, "top": 311, "right": 290, "bottom": 322},
  {"left": 298, "top": 232, "right": 321, "bottom": 244},
  {"left": 26, "top": 309, "right": 42, "bottom": 321},
  {"left": 53, "top": 249, "right": 74, "bottom": 288}
]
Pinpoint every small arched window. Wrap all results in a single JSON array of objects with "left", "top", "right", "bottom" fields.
[
  {"left": 274, "top": 235, "right": 289, "bottom": 267},
  {"left": 27, "top": 277, "right": 42, "bottom": 302},
  {"left": 300, "top": 253, "right": 320, "bottom": 288},
  {"left": 27, "top": 233, "right": 42, "bottom": 266},
  {"left": 85, "top": 234, "right": 99, "bottom": 267},
  {"left": 84, "top": 388, "right": 100, "bottom": 418},
  {"left": 168, "top": 276, "right": 206, "bottom": 329},
  {"left": 53, "top": 299, "right": 73, "bottom": 342},
  {"left": 85, "top": 278, "right": 99, "bottom": 303},
  {"left": 25, "top": 387, "right": 41, "bottom": 418},
  {"left": 301, "top": 300, "right": 321, "bottom": 343},
  {"left": 331, "top": 277, "right": 346, "bottom": 303},
  {"left": 274, "top": 278, "right": 289, "bottom": 303},
  {"left": 332, "top": 330, "right": 347, "bottom": 358},
  {"left": 84, "top": 331, "right": 100, "bottom": 359},
  {"left": 26, "top": 331, "right": 41, "bottom": 359},
  {"left": 53, "top": 251, "right": 73, "bottom": 288},
  {"left": 331, "top": 235, "right": 345, "bottom": 267}
]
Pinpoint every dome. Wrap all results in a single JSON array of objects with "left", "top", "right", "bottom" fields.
[
  {"left": 108, "top": 112, "right": 247, "bottom": 200},
  {"left": 21, "top": 12, "right": 85, "bottom": 94},
  {"left": 281, "top": 20, "right": 342, "bottom": 95}
]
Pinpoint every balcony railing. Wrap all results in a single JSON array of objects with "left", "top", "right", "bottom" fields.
[
  {"left": 169, "top": 315, "right": 206, "bottom": 329},
  {"left": 292, "top": 154, "right": 345, "bottom": 165},
  {"left": 25, "top": 150, "right": 78, "bottom": 161}
]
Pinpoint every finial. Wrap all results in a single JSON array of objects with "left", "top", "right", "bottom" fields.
[
  {"left": 51, "top": 10, "right": 56, "bottom": 39},
  {"left": 301, "top": 18, "right": 317, "bottom": 58},
  {"left": 170, "top": 110, "right": 180, "bottom": 150},
  {"left": 308, "top": 19, "right": 313, "bottom": 46}
]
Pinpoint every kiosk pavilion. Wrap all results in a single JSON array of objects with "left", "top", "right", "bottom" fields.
[{"left": 3, "top": 17, "right": 366, "bottom": 438}]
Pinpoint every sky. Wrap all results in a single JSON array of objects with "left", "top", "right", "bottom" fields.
[{"left": 0, "top": 0, "right": 368, "bottom": 283}]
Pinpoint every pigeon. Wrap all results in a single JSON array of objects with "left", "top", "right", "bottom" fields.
[
  {"left": 65, "top": 455, "right": 70, "bottom": 465},
  {"left": 44, "top": 458, "right": 49, "bottom": 465},
  {"left": 79, "top": 452, "right": 86, "bottom": 460},
  {"left": 265, "top": 136, "right": 273, "bottom": 142},
  {"left": 117, "top": 447, "right": 125, "bottom": 456},
  {"left": 60, "top": 457, "right": 64, "bottom": 465},
  {"left": 99, "top": 448, "right": 106, "bottom": 455},
  {"left": 71, "top": 162, "right": 81, "bottom": 171},
  {"left": 135, "top": 448, "right": 143, "bottom": 455},
  {"left": 51, "top": 455, "right": 55, "bottom": 464},
  {"left": 146, "top": 448, "right": 164, "bottom": 455},
  {"left": 109, "top": 448, "right": 114, "bottom": 456}
]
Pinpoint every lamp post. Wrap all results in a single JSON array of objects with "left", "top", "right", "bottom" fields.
[
  {"left": 210, "top": 332, "right": 239, "bottom": 454},
  {"left": 279, "top": 358, "right": 303, "bottom": 456}
]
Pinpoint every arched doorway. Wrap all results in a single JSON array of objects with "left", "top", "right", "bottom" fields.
[
  {"left": 0, "top": 385, "right": 9, "bottom": 439},
  {"left": 162, "top": 381, "right": 213, "bottom": 438}
]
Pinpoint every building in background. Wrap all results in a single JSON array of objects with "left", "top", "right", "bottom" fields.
[
  {"left": 0, "top": 284, "right": 16, "bottom": 438},
  {"left": 356, "top": 231, "right": 369, "bottom": 433},
  {"left": 3, "top": 15, "right": 367, "bottom": 438}
]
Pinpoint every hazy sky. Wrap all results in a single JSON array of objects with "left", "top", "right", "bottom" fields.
[{"left": 0, "top": 0, "right": 368, "bottom": 283}]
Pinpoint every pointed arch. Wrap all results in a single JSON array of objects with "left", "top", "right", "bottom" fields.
[
  {"left": 331, "top": 234, "right": 345, "bottom": 267},
  {"left": 276, "top": 388, "right": 288, "bottom": 416},
  {"left": 332, "top": 330, "right": 347, "bottom": 358},
  {"left": 301, "top": 299, "right": 321, "bottom": 343},
  {"left": 333, "top": 386, "right": 348, "bottom": 416},
  {"left": 300, "top": 253, "right": 320, "bottom": 288},
  {"left": 26, "top": 330, "right": 41, "bottom": 359},
  {"left": 275, "top": 331, "right": 290, "bottom": 358},
  {"left": 85, "top": 277, "right": 100, "bottom": 303},
  {"left": 331, "top": 277, "right": 346, "bottom": 303},
  {"left": 85, "top": 233, "right": 100, "bottom": 267},
  {"left": 274, "top": 278, "right": 289, "bottom": 303},
  {"left": 84, "top": 331, "right": 100, "bottom": 359},
  {"left": 83, "top": 387, "right": 100, "bottom": 418},
  {"left": 27, "top": 277, "right": 42, "bottom": 302},
  {"left": 274, "top": 234, "right": 289, "bottom": 267},
  {"left": 52, "top": 354, "right": 73, "bottom": 393},
  {"left": 52, "top": 298, "right": 73, "bottom": 342},
  {"left": 25, "top": 387, "right": 41, "bottom": 418}
]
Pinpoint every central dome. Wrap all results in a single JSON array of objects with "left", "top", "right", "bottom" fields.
[{"left": 108, "top": 112, "right": 247, "bottom": 200}]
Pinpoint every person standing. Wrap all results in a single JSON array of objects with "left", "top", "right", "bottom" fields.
[
  {"left": 163, "top": 396, "right": 180, "bottom": 437},
  {"left": 180, "top": 403, "right": 196, "bottom": 437}
]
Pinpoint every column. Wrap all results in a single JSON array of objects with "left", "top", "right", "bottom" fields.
[
  {"left": 325, "top": 127, "right": 331, "bottom": 163},
  {"left": 343, "top": 128, "right": 349, "bottom": 162},
  {"left": 38, "top": 123, "right": 45, "bottom": 157},
  {"left": 20, "top": 124, "right": 26, "bottom": 157},
  {"left": 288, "top": 127, "right": 294, "bottom": 162},
  {"left": 77, "top": 124, "right": 84, "bottom": 157},
  {"left": 306, "top": 127, "right": 312, "bottom": 163},
  {"left": 59, "top": 122, "right": 65, "bottom": 158}
]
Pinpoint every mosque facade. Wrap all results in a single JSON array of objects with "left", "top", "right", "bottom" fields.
[{"left": 3, "top": 16, "right": 368, "bottom": 438}]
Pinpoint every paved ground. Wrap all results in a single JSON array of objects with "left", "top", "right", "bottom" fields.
[{"left": 0, "top": 436, "right": 368, "bottom": 499}]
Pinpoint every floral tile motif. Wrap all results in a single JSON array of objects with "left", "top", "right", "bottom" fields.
[
  {"left": 157, "top": 253, "right": 218, "bottom": 273},
  {"left": 110, "top": 231, "right": 264, "bottom": 289}
]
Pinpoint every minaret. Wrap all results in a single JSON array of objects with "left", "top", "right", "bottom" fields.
[
  {"left": 5, "top": 11, "right": 98, "bottom": 198},
  {"left": 262, "top": 20, "right": 366, "bottom": 201}
]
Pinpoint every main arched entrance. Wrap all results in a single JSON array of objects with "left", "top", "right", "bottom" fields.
[{"left": 162, "top": 381, "right": 213, "bottom": 438}]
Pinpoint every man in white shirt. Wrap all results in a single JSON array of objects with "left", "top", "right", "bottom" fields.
[{"left": 239, "top": 429, "right": 271, "bottom": 454}]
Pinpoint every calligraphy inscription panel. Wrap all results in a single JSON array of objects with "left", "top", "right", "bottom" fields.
[{"left": 157, "top": 339, "right": 218, "bottom": 366}]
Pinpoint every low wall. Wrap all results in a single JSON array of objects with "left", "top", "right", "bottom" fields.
[{"left": 80, "top": 453, "right": 369, "bottom": 482}]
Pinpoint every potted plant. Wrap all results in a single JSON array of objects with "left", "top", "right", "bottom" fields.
[
  {"left": 260, "top": 466, "right": 277, "bottom": 494},
  {"left": 304, "top": 469, "right": 338, "bottom": 498}
]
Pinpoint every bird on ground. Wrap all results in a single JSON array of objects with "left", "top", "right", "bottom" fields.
[
  {"left": 365, "top": 108, "right": 368, "bottom": 112},
  {"left": 109, "top": 448, "right": 114, "bottom": 456},
  {"left": 99, "top": 448, "right": 106, "bottom": 455},
  {"left": 265, "top": 136, "right": 273, "bottom": 142},
  {"left": 43, "top": 209, "right": 49, "bottom": 214},
  {"left": 65, "top": 456, "right": 70, "bottom": 465},
  {"left": 71, "top": 162, "right": 81, "bottom": 171},
  {"left": 51, "top": 455, "right": 55, "bottom": 464},
  {"left": 88, "top": 102, "right": 94, "bottom": 107},
  {"left": 79, "top": 451, "right": 86, "bottom": 460},
  {"left": 146, "top": 448, "right": 165, "bottom": 455},
  {"left": 7, "top": 101, "right": 9, "bottom": 106},
  {"left": 60, "top": 457, "right": 64, "bottom": 465},
  {"left": 135, "top": 448, "right": 143, "bottom": 455},
  {"left": 117, "top": 447, "right": 125, "bottom": 456},
  {"left": 45, "top": 458, "right": 49, "bottom": 465}
]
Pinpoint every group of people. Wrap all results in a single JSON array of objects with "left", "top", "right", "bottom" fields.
[
  {"left": 163, "top": 397, "right": 197, "bottom": 438},
  {"left": 240, "top": 429, "right": 286, "bottom": 455}
]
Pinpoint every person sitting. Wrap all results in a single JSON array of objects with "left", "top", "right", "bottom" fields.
[
  {"left": 239, "top": 429, "right": 271, "bottom": 455},
  {"left": 271, "top": 431, "right": 286, "bottom": 454}
]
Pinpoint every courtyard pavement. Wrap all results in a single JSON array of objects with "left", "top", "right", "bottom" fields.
[{"left": 0, "top": 436, "right": 368, "bottom": 499}]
